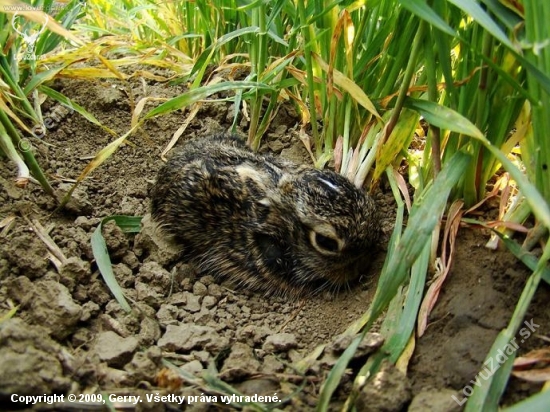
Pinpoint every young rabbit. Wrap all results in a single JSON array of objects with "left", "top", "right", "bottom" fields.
[{"left": 151, "top": 134, "right": 379, "bottom": 297}]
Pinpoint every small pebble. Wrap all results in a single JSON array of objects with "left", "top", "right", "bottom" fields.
[{"left": 192, "top": 281, "right": 208, "bottom": 296}]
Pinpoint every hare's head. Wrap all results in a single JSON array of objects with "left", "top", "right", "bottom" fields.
[{"left": 273, "top": 168, "right": 379, "bottom": 293}]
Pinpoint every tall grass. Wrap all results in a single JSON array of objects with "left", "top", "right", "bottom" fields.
[
  {"left": 522, "top": 0, "right": 550, "bottom": 242},
  {"left": 0, "top": 0, "right": 88, "bottom": 195}
]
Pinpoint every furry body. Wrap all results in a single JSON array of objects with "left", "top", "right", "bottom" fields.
[{"left": 151, "top": 134, "right": 379, "bottom": 297}]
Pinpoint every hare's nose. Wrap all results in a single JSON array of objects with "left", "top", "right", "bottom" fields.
[{"left": 352, "top": 256, "right": 371, "bottom": 278}]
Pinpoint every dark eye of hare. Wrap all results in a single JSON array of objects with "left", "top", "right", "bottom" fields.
[{"left": 313, "top": 232, "right": 340, "bottom": 253}]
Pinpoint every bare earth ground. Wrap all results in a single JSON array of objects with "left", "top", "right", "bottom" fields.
[{"left": 0, "top": 76, "right": 549, "bottom": 411}]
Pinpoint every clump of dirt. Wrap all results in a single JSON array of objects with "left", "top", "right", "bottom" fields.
[{"left": 0, "top": 76, "right": 548, "bottom": 411}]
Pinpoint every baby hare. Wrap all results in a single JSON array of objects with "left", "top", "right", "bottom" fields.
[{"left": 151, "top": 134, "right": 379, "bottom": 297}]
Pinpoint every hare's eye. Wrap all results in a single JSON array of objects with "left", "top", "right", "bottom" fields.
[{"left": 313, "top": 232, "right": 339, "bottom": 253}]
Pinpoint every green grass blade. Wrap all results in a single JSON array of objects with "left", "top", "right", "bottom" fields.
[
  {"left": 523, "top": 0, "right": 550, "bottom": 202},
  {"left": 0, "top": 55, "right": 40, "bottom": 124},
  {"left": 91, "top": 216, "right": 142, "bottom": 313},
  {"left": 397, "top": 0, "right": 456, "bottom": 36},
  {"left": 37, "top": 0, "right": 86, "bottom": 55},
  {"left": 316, "top": 334, "right": 362, "bottom": 412},
  {"left": 59, "top": 127, "right": 139, "bottom": 208},
  {"left": 387, "top": 240, "right": 430, "bottom": 362},
  {"left": 370, "top": 150, "right": 471, "bottom": 324},
  {"left": 447, "top": 0, "right": 515, "bottom": 49},
  {"left": 344, "top": 168, "right": 406, "bottom": 337},
  {"left": 0, "top": 109, "right": 54, "bottom": 196},
  {"left": 143, "top": 81, "right": 271, "bottom": 120},
  {"left": 346, "top": 240, "right": 430, "bottom": 408},
  {"left": 461, "top": 219, "right": 550, "bottom": 285},
  {"left": 107, "top": 215, "right": 143, "bottom": 233},
  {"left": 405, "top": 97, "right": 485, "bottom": 139},
  {"left": 0, "top": 305, "right": 18, "bottom": 324},
  {"left": 502, "top": 389, "right": 550, "bottom": 412},
  {"left": 190, "top": 26, "right": 261, "bottom": 80},
  {"left": 373, "top": 108, "right": 418, "bottom": 182},
  {"left": 23, "top": 67, "right": 64, "bottom": 95},
  {"left": 0, "top": 121, "right": 29, "bottom": 181},
  {"left": 482, "top": 0, "right": 523, "bottom": 30},
  {"left": 38, "top": 85, "right": 117, "bottom": 135},
  {"left": 500, "top": 234, "right": 550, "bottom": 285}
]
